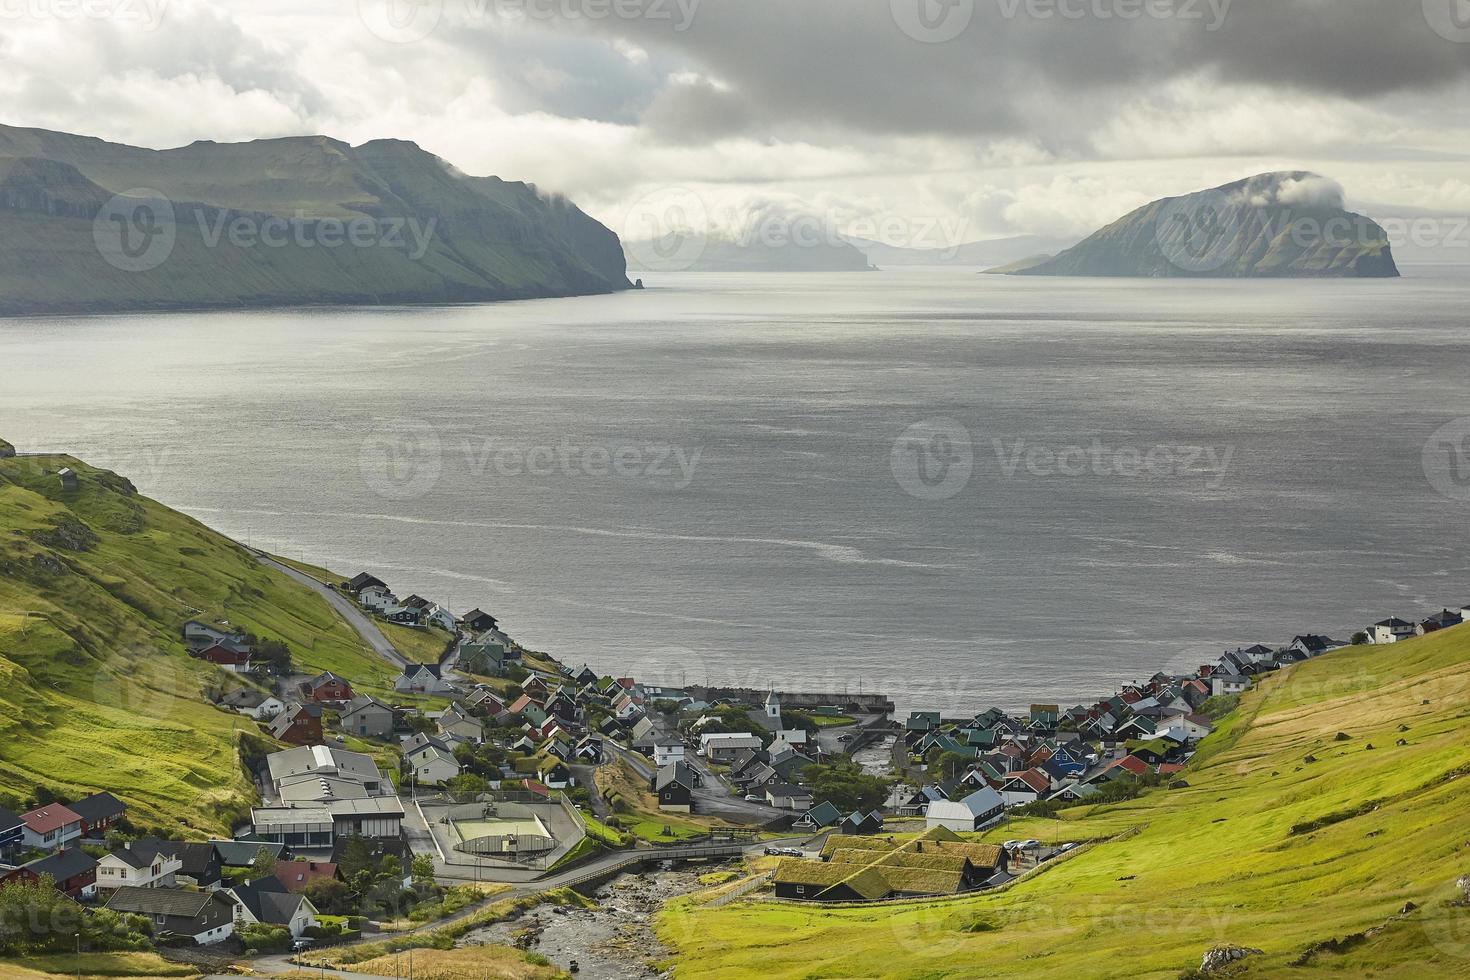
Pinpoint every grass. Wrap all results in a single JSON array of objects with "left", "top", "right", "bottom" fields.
[
  {"left": 595, "top": 758, "right": 721, "bottom": 843},
  {"left": 380, "top": 621, "right": 455, "bottom": 665},
  {"left": 0, "top": 453, "right": 402, "bottom": 833},
  {"left": 6, "top": 952, "right": 198, "bottom": 978},
  {"left": 809, "top": 715, "right": 856, "bottom": 728},
  {"left": 332, "top": 945, "right": 564, "bottom": 980},
  {"left": 658, "top": 623, "right": 1470, "bottom": 978}
]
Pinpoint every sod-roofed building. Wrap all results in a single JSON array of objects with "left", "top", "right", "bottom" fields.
[{"left": 776, "top": 827, "right": 1007, "bottom": 902}]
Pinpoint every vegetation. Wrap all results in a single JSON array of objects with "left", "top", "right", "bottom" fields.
[
  {"left": 659, "top": 623, "right": 1470, "bottom": 977},
  {"left": 332, "top": 945, "right": 564, "bottom": 980},
  {"left": 802, "top": 761, "right": 889, "bottom": 812},
  {"left": 0, "top": 878, "right": 150, "bottom": 957},
  {"left": 0, "top": 453, "right": 406, "bottom": 833}
]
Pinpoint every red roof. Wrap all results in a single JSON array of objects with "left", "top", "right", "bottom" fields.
[
  {"left": 1007, "top": 769, "right": 1051, "bottom": 793},
  {"left": 1157, "top": 763, "right": 1186, "bottom": 775},
  {"left": 21, "top": 803, "right": 83, "bottom": 835},
  {"left": 198, "top": 644, "right": 252, "bottom": 666},
  {"left": 273, "top": 860, "right": 339, "bottom": 892}
]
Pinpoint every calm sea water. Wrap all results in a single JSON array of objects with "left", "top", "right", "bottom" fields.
[{"left": 4, "top": 268, "right": 1470, "bottom": 713}]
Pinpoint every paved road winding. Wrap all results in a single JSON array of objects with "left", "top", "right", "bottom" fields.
[{"left": 254, "top": 552, "right": 408, "bottom": 668}]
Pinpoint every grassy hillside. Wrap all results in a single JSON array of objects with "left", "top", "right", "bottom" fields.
[
  {"left": 0, "top": 451, "right": 398, "bottom": 835},
  {"left": 660, "top": 625, "right": 1470, "bottom": 978}
]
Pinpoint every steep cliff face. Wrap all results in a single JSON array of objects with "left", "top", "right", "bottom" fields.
[
  {"left": 0, "top": 124, "right": 631, "bottom": 315},
  {"left": 1008, "top": 173, "right": 1399, "bottom": 279}
]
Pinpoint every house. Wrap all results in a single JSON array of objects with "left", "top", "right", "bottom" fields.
[
  {"left": 0, "top": 848, "right": 98, "bottom": 898},
  {"left": 105, "top": 887, "right": 237, "bottom": 945},
  {"left": 438, "top": 704, "right": 483, "bottom": 742},
  {"left": 57, "top": 467, "right": 78, "bottom": 491},
  {"left": 839, "top": 810, "right": 884, "bottom": 835},
  {"left": 765, "top": 783, "right": 813, "bottom": 811},
  {"left": 358, "top": 583, "right": 397, "bottom": 612},
  {"left": 228, "top": 875, "right": 320, "bottom": 938},
  {"left": 221, "top": 689, "right": 287, "bottom": 721},
  {"left": 655, "top": 761, "right": 697, "bottom": 812},
  {"left": 395, "top": 663, "right": 455, "bottom": 695},
  {"left": 795, "top": 800, "right": 844, "bottom": 830},
  {"left": 154, "top": 842, "right": 222, "bottom": 890},
  {"left": 897, "top": 784, "right": 947, "bottom": 817},
  {"left": 182, "top": 620, "right": 248, "bottom": 651},
  {"left": 0, "top": 807, "right": 24, "bottom": 852},
  {"left": 211, "top": 840, "right": 286, "bottom": 871},
  {"left": 304, "top": 672, "right": 353, "bottom": 705},
  {"left": 271, "top": 860, "right": 339, "bottom": 893},
  {"left": 1422, "top": 609, "right": 1464, "bottom": 634},
  {"left": 20, "top": 803, "right": 83, "bottom": 850},
  {"left": 1211, "top": 674, "right": 1249, "bottom": 698},
  {"left": 653, "top": 738, "right": 686, "bottom": 768},
  {"left": 702, "top": 733, "right": 764, "bottom": 763},
  {"left": 402, "top": 734, "right": 460, "bottom": 787},
  {"left": 69, "top": 792, "right": 126, "bottom": 836},
  {"left": 1368, "top": 618, "right": 1417, "bottom": 644},
  {"left": 340, "top": 695, "right": 397, "bottom": 738},
  {"left": 347, "top": 572, "right": 389, "bottom": 595},
  {"left": 461, "top": 609, "right": 499, "bottom": 633},
  {"left": 925, "top": 786, "right": 1005, "bottom": 832},
  {"left": 540, "top": 763, "right": 575, "bottom": 790},
  {"left": 95, "top": 839, "right": 182, "bottom": 892},
  {"left": 267, "top": 703, "right": 324, "bottom": 745},
  {"left": 266, "top": 745, "right": 394, "bottom": 799},
  {"left": 1000, "top": 769, "right": 1051, "bottom": 807},
  {"left": 197, "top": 644, "right": 254, "bottom": 672},
  {"left": 1290, "top": 634, "right": 1344, "bottom": 658}
]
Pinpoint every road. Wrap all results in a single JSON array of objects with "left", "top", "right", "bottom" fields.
[
  {"left": 254, "top": 552, "right": 408, "bottom": 669},
  {"left": 610, "top": 739, "right": 789, "bottom": 824}
]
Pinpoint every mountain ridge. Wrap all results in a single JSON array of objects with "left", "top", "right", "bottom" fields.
[{"left": 0, "top": 123, "right": 632, "bottom": 315}]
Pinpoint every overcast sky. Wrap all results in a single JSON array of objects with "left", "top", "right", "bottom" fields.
[{"left": 2, "top": 0, "right": 1468, "bottom": 246}]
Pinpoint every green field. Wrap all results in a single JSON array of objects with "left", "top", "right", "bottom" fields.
[
  {"left": 0, "top": 452, "right": 402, "bottom": 834},
  {"left": 659, "top": 625, "right": 1470, "bottom": 978}
]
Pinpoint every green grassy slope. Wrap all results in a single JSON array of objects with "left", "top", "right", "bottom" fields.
[
  {"left": 660, "top": 626, "right": 1470, "bottom": 978},
  {"left": 0, "top": 452, "right": 398, "bottom": 835}
]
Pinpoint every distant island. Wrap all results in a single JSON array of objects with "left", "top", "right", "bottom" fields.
[
  {"left": 996, "top": 172, "right": 1399, "bottom": 279},
  {"left": 625, "top": 234, "right": 874, "bottom": 273},
  {"left": 0, "top": 124, "right": 632, "bottom": 315}
]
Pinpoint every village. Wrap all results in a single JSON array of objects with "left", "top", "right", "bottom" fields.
[{"left": 3, "top": 560, "right": 1467, "bottom": 960}]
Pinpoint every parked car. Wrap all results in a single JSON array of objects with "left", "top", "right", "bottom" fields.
[
  {"left": 1019, "top": 839, "right": 1041, "bottom": 850},
  {"left": 744, "top": 794, "right": 763, "bottom": 802},
  {"left": 1003, "top": 840, "right": 1022, "bottom": 849}
]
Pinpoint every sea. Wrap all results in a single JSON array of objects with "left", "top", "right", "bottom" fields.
[{"left": 4, "top": 266, "right": 1470, "bottom": 714}]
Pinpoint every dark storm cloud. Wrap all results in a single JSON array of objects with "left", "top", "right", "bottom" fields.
[{"left": 511, "top": 0, "right": 1470, "bottom": 141}]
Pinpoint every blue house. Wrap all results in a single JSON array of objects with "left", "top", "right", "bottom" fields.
[{"left": 0, "top": 807, "right": 24, "bottom": 852}]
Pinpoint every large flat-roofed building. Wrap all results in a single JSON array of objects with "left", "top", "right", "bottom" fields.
[{"left": 253, "top": 745, "right": 404, "bottom": 845}]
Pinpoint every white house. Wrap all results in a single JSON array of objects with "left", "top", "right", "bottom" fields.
[
  {"left": 395, "top": 663, "right": 456, "bottom": 695},
  {"left": 401, "top": 734, "right": 460, "bottom": 787},
  {"left": 1367, "top": 618, "right": 1416, "bottom": 644},
  {"left": 358, "top": 584, "right": 398, "bottom": 613},
  {"left": 765, "top": 783, "right": 813, "bottom": 810},
  {"left": 653, "top": 738, "right": 686, "bottom": 768},
  {"left": 925, "top": 786, "right": 1005, "bottom": 832},
  {"left": 95, "top": 841, "right": 183, "bottom": 892},
  {"left": 1210, "top": 674, "right": 1249, "bottom": 697},
  {"left": 221, "top": 689, "right": 287, "bottom": 721},
  {"left": 228, "top": 880, "right": 319, "bottom": 938}
]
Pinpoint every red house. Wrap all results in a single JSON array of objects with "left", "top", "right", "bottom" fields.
[
  {"left": 68, "top": 792, "right": 126, "bottom": 836},
  {"left": 0, "top": 848, "right": 98, "bottom": 899},
  {"left": 272, "top": 860, "right": 340, "bottom": 893},
  {"left": 196, "top": 644, "right": 253, "bottom": 672},
  {"left": 266, "top": 703, "right": 324, "bottom": 746},
  {"left": 304, "top": 671, "right": 353, "bottom": 705}
]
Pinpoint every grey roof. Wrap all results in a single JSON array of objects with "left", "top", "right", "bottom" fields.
[
  {"left": 342, "top": 695, "right": 394, "bottom": 716},
  {"left": 655, "top": 761, "right": 696, "bottom": 791},
  {"left": 0, "top": 807, "right": 22, "bottom": 830},
  {"left": 106, "top": 886, "right": 219, "bottom": 918},
  {"left": 766, "top": 783, "right": 809, "bottom": 799},
  {"left": 25, "top": 848, "right": 96, "bottom": 882},
  {"left": 211, "top": 839, "right": 286, "bottom": 866},
  {"left": 231, "top": 876, "right": 307, "bottom": 925},
  {"left": 68, "top": 791, "right": 126, "bottom": 826}
]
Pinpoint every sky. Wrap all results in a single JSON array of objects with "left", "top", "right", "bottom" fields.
[{"left": 2, "top": 0, "right": 1469, "bottom": 248}]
